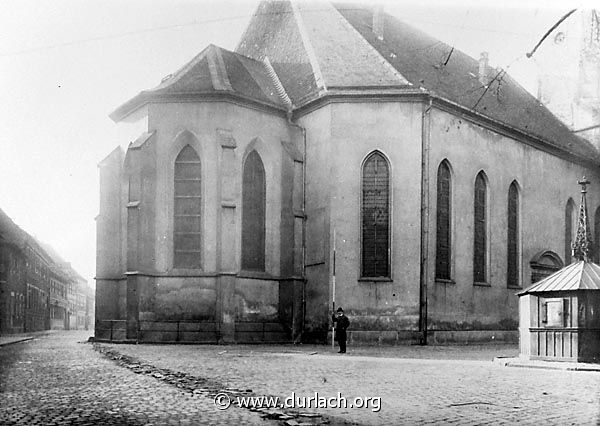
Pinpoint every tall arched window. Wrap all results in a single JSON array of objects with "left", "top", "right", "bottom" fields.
[
  {"left": 435, "top": 161, "right": 452, "bottom": 280},
  {"left": 507, "top": 181, "right": 520, "bottom": 287},
  {"left": 361, "top": 151, "right": 390, "bottom": 278},
  {"left": 565, "top": 198, "right": 576, "bottom": 264},
  {"left": 174, "top": 145, "right": 202, "bottom": 269},
  {"left": 242, "top": 150, "right": 266, "bottom": 271},
  {"left": 595, "top": 207, "right": 600, "bottom": 263},
  {"left": 473, "top": 171, "right": 488, "bottom": 283}
]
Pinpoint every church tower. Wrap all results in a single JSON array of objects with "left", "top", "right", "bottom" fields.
[{"left": 536, "top": 10, "right": 600, "bottom": 148}]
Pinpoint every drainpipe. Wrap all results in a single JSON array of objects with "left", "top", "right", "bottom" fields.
[
  {"left": 420, "top": 97, "right": 433, "bottom": 345},
  {"left": 287, "top": 110, "right": 307, "bottom": 344}
]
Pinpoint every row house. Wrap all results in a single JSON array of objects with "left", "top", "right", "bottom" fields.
[{"left": 0, "top": 208, "right": 92, "bottom": 334}]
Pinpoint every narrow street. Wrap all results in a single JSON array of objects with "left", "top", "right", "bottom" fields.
[{"left": 1, "top": 332, "right": 600, "bottom": 425}]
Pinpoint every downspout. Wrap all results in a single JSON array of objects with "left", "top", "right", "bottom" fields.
[
  {"left": 420, "top": 97, "right": 433, "bottom": 345},
  {"left": 287, "top": 110, "right": 307, "bottom": 344}
]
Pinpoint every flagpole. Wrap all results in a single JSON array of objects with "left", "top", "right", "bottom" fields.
[{"left": 332, "top": 228, "right": 336, "bottom": 349}]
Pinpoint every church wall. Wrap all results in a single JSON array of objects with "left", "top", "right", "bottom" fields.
[
  {"left": 300, "top": 100, "right": 424, "bottom": 343},
  {"left": 298, "top": 105, "right": 333, "bottom": 341},
  {"left": 108, "top": 101, "right": 299, "bottom": 342},
  {"left": 426, "top": 107, "right": 600, "bottom": 343}
]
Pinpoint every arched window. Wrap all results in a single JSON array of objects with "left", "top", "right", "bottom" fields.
[
  {"left": 595, "top": 207, "right": 600, "bottom": 263},
  {"left": 361, "top": 151, "right": 390, "bottom": 278},
  {"left": 565, "top": 198, "right": 576, "bottom": 264},
  {"left": 174, "top": 145, "right": 202, "bottom": 269},
  {"left": 507, "top": 181, "right": 520, "bottom": 287},
  {"left": 435, "top": 161, "right": 452, "bottom": 280},
  {"left": 242, "top": 150, "right": 266, "bottom": 271},
  {"left": 473, "top": 172, "right": 488, "bottom": 283}
]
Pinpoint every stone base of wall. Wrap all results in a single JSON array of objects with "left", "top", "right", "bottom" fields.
[
  {"left": 95, "top": 320, "right": 292, "bottom": 344},
  {"left": 429, "top": 330, "right": 518, "bottom": 345},
  {"left": 341, "top": 330, "right": 423, "bottom": 346},
  {"left": 328, "top": 330, "right": 518, "bottom": 346}
]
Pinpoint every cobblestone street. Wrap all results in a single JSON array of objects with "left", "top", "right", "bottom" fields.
[
  {"left": 0, "top": 331, "right": 274, "bottom": 425},
  {"left": 2, "top": 332, "right": 600, "bottom": 425}
]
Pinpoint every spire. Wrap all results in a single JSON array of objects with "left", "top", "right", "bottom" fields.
[{"left": 572, "top": 177, "right": 593, "bottom": 262}]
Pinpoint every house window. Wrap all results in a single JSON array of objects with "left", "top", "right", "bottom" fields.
[
  {"left": 174, "top": 145, "right": 202, "bottom": 269},
  {"left": 565, "top": 198, "right": 576, "bottom": 264},
  {"left": 507, "top": 181, "right": 520, "bottom": 287},
  {"left": 242, "top": 150, "right": 266, "bottom": 271},
  {"left": 362, "top": 151, "right": 390, "bottom": 278},
  {"left": 473, "top": 171, "right": 488, "bottom": 283},
  {"left": 435, "top": 161, "right": 451, "bottom": 280}
]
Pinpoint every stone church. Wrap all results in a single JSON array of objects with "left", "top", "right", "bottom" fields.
[{"left": 95, "top": 2, "right": 600, "bottom": 344}]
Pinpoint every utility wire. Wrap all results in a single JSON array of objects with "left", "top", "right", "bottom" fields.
[
  {"left": 1, "top": 6, "right": 554, "bottom": 58},
  {"left": 0, "top": 14, "right": 252, "bottom": 57}
]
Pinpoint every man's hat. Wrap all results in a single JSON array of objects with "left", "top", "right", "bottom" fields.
[{"left": 336, "top": 307, "right": 344, "bottom": 312}]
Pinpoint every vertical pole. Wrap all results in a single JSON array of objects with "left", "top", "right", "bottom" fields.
[
  {"left": 332, "top": 228, "right": 336, "bottom": 348},
  {"left": 419, "top": 99, "right": 432, "bottom": 345}
]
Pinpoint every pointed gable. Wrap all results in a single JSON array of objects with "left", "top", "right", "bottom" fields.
[{"left": 236, "top": 1, "right": 409, "bottom": 105}]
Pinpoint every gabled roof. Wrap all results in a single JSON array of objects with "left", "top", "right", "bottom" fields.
[
  {"left": 110, "top": 44, "right": 289, "bottom": 121},
  {"left": 519, "top": 260, "right": 600, "bottom": 295},
  {"left": 236, "top": 1, "right": 599, "bottom": 163},
  {"left": 334, "top": 3, "right": 599, "bottom": 162}
]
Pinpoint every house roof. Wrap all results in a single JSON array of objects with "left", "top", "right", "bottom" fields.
[
  {"left": 236, "top": 1, "right": 599, "bottom": 163},
  {"left": 518, "top": 260, "right": 600, "bottom": 295},
  {"left": 110, "top": 44, "right": 289, "bottom": 121},
  {"left": 0, "top": 208, "right": 26, "bottom": 249}
]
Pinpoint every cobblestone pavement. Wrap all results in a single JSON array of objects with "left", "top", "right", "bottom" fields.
[
  {"left": 0, "top": 331, "right": 276, "bottom": 425},
  {"left": 102, "top": 342, "right": 600, "bottom": 425},
  {"left": 2, "top": 332, "right": 600, "bottom": 425}
]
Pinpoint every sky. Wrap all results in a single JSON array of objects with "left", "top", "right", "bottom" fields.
[{"left": 0, "top": 0, "right": 595, "bottom": 285}]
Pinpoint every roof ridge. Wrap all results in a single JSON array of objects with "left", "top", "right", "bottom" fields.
[
  {"left": 262, "top": 56, "right": 293, "bottom": 109},
  {"left": 207, "top": 45, "right": 233, "bottom": 91},
  {"left": 290, "top": 1, "right": 327, "bottom": 94}
]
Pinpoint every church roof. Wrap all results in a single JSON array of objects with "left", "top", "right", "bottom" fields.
[
  {"left": 110, "top": 44, "right": 289, "bottom": 121},
  {"left": 236, "top": 1, "right": 599, "bottom": 163},
  {"left": 518, "top": 260, "right": 600, "bottom": 295},
  {"left": 112, "top": 2, "right": 599, "bottom": 163}
]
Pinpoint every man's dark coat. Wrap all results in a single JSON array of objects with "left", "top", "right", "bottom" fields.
[{"left": 332, "top": 313, "right": 350, "bottom": 341}]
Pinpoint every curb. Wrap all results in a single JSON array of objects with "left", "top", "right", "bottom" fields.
[
  {"left": 493, "top": 357, "right": 600, "bottom": 372},
  {"left": 0, "top": 337, "right": 34, "bottom": 347}
]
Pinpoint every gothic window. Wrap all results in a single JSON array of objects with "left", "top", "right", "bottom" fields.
[
  {"left": 242, "top": 150, "right": 266, "bottom": 271},
  {"left": 435, "top": 161, "right": 452, "bottom": 280},
  {"left": 362, "top": 151, "right": 390, "bottom": 278},
  {"left": 507, "top": 181, "right": 520, "bottom": 287},
  {"left": 565, "top": 198, "right": 576, "bottom": 264},
  {"left": 174, "top": 145, "right": 202, "bottom": 269},
  {"left": 473, "top": 172, "right": 488, "bottom": 283}
]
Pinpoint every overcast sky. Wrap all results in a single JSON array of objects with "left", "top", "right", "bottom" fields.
[{"left": 0, "top": 0, "right": 594, "bottom": 285}]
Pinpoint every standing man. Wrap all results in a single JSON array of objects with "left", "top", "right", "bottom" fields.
[{"left": 332, "top": 307, "right": 350, "bottom": 353}]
